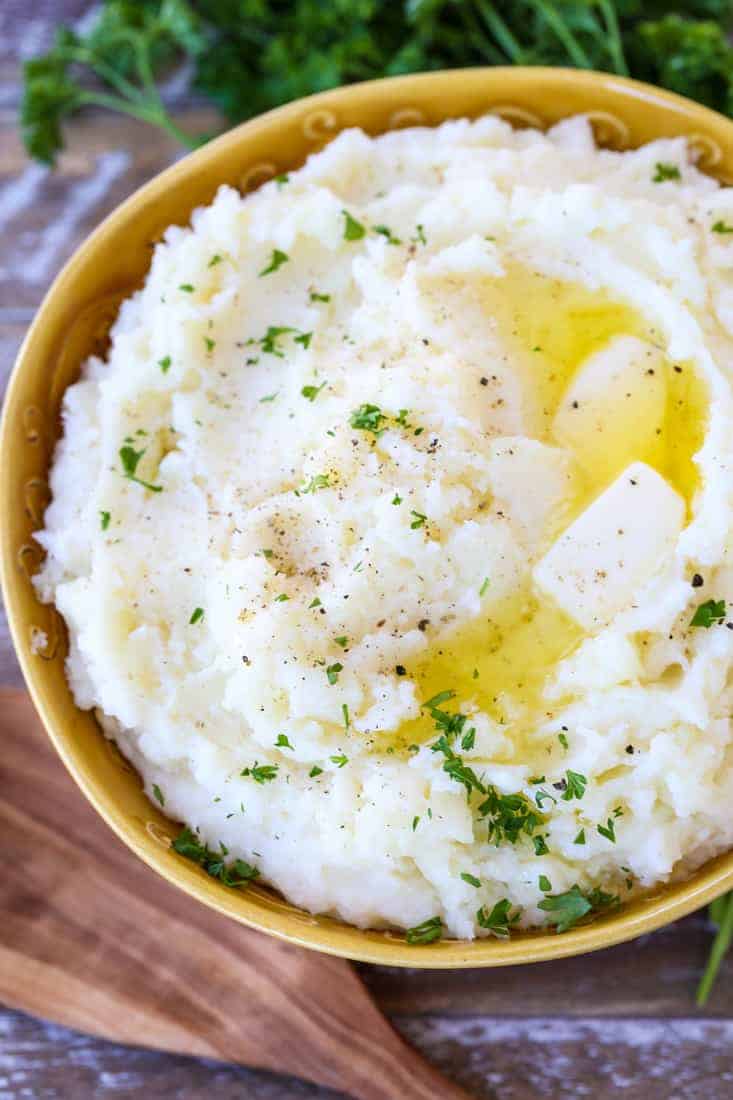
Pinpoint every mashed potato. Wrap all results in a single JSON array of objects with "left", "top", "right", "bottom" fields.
[{"left": 35, "top": 115, "right": 733, "bottom": 940}]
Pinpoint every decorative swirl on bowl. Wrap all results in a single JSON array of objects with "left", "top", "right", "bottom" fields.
[
  {"left": 301, "top": 108, "right": 339, "bottom": 143},
  {"left": 239, "top": 161, "right": 278, "bottom": 193},
  {"left": 22, "top": 405, "right": 43, "bottom": 446},
  {"left": 585, "top": 110, "right": 630, "bottom": 150},
  {"left": 23, "top": 477, "right": 50, "bottom": 526},
  {"left": 387, "top": 107, "right": 427, "bottom": 130},
  {"left": 488, "top": 104, "right": 545, "bottom": 130},
  {"left": 687, "top": 132, "right": 723, "bottom": 170},
  {"left": 146, "top": 820, "right": 174, "bottom": 847}
]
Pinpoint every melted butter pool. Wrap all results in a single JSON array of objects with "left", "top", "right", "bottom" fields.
[{"left": 379, "top": 266, "right": 709, "bottom": 756}]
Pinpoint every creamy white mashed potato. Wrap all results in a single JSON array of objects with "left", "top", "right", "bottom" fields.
[{"left": 36, "top": 116, "right": 733, "bottom": 939}]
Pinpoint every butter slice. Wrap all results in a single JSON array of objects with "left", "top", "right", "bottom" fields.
[{"left": 533, "top": 461, "right": 684, "bottom": 629}]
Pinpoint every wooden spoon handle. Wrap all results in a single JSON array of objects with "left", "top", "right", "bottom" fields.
[{"left": 344, "top": 1025, "right": 475, "bottom": 1100}]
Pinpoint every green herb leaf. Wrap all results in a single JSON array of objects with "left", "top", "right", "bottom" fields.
[
  {"left": 477, "top": 898, "right": 520, "bottom": 938},
  {"left": 652, "top": 162, "right": 681, "bottom": 182},
  {"left": 712, "top": 220, "right": 733, "bottom": 234},
  {"left": 309, "top": 765, "right": 323, "bottom": 778},
  {"left": 539, "top": 874, "right": 552, "bottom": 893},
  {"left": 152, "top": 783, "right": 165, "bottom": 807},
  {"left": 330, "top": 752, "right": 348, "bottom": 768},
  {"left": 172, "top": 827, "right": 260, "bottom": 890},
  {"left": 374, "top": 224, "right": 401, "bottom": 245},
  {"left": 342, "top": 209, "right": 366, "bottom": 241},
  {"left": 561, "top": 769, "right": 587, "bottom": 801},
  {"left": 301, "top": 381, "right": 327, "bottom": 402},
  {"left": 158, "top": 355, "right": 171, "bottom": 373},
  {"left": 410, "top": 510, "right": 427, "bottom": 530},
  {"left": 406, "top": 916, "right": 443, "bottom": 945},
  {"left": 275, "top": 733, "right": 293, "bottom": 749},
  {"left": 690, "top": 598, "right": 726, "bottom": 628},
  {"left": 538, "top": 884, "right": 593, "bottom": 932},
  {"left": 461, "top": 872, "right": 481, "bottom": 888},
  {"left": 241, "top": 762, "right": 279, "bottom": 784},
  {"left": 259, "top": 248, "right": 289, "bottom": 276},
  {"left": 99, "top": 510, "right": 111, "bottom": 531},
  {"left": 326, "top": 662, "right": 343, "bottom": 685},
  {"left": 597, "top": 818, "right": 617, "bottom": 843},
  {"left": 189, "top": 606, "right": 204, "bottom": 625},
  {"left": 350, "top": 403, "right": 386, "bottom": 434},
  {"left": 119, "top": 444, "right": 162, "bottom": 493}
]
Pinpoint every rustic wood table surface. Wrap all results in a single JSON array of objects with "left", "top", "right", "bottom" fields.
[{"left": 1, "top": 4, "right": 732, "bottom": 1098}]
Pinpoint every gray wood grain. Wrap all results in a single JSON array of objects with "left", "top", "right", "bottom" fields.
[{"left": 0, "top": 3, "right": 731, "bottom": 1098}]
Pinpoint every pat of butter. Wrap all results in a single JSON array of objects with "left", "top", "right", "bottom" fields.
[
  {"left": 552, "top": 335, "right": 666, "bottom": 484},
  {"left": 533, "top": 461, "right": 684, "bottom": 629}
]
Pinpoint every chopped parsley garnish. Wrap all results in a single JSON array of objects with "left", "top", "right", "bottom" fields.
[
  {"left": 259, "top": 392, "right": 278, "bottom": 403},
  {"left": 298, "top": 473, "right": 330, "bottom": 494},
  {"left": 392, "top": 493, "right": 402, "bottom": 505},
  {"left": 204, "top": 336, "right": 215, "bottom": 352},
  {"left": 558, "top": 732, "right": 569, "bottom": 750},
  {"left": 374, "top": 224, "right": 401, "bottom": 245},
  {"left": 342, "top": 209, "right": 366, "bottom": 241},
  {"left": 274, "top": 593, "right": 289, "bottom": 602},
  {"left": 350, "top": 403, "right": 387, "bottom": 434},
  {"left": 309, "top": 765, "right": 323, "bottom": 778},
  {"left": 294, "top": 331, "right": 312, "bottom": 349},
  {"left": 158, "top": 355, "right": 171, "bottom": 373},
  {"left": 309, "top": 598, "right": 322, "bottom": 609},
  {"left": 119, "top": 444, "right": 162, "bottom": 493},
  {"left": 334, "top": 635, "right": 348, "bottom": 648},
  {"left": 152, "top": 783, "right": 165, "bottom": 807},
  {"left": 99, "top": 510, "right": 110, "bottom": 530},
  {"left": 412, "top": 815, "right": 420, "bottom": 831},
  {"left": 597, "top": 818, "right": 617, "bottom": 843},
  {"left": 241, "top": 762, "right": 279, "bottom": 783},
  {"left": 178, "top": 283, "right": 194, "bottom": 292},
  {"left": 690, "top": 598, "right": 726, "bottom": 628},
  {"left": 480, "top": 786, "right": 546, "bottom": 846},
  {"left": 301, "top": 381, "right": 327, "bottom": 402},
  {"left": 257, "top": 325, "right": 296, "bottom": 356},
  {"left": 712, "top": 220, "right": 733, "bottom": 234},
  {"left": 172, "top": 828, "right": 259, "bottom": 889},
  {"left": 539, "top": 874, "right": 552, "bottom": 893},
  {"left": 330, "top": 752, "right": 348, "bottom": 768},
  {"left": 413, "top": 224, "right": 427, "bottom": 246},
  {"left": 573, "top": 828, "right": 586, "bottom": 845},
  {"left": 406, "top": 916, "right": 443, "bottom": 945},
  {"left": 326, "top": 662, "right": 343, "bottom": 685},
  {"left": 189, "top": 607, "right": 204, "bottom": 625},
  {"left": 275, "top": 733, "right": 293, "bottom": 749},
  {"left": 208, "top": 253, "right": 222, "bottom": 267},
  {"left": 423, "top": 689, "right": 456, "bottom": 710},
  {"left": 476, "top": 898, "right": 520, "bottom": 938},
  {"left": 533, "top": 835, "right": 549, "bottom": 856},
  {"left": 274, "top": 173, "right": 290, "bottom": 188},
  {"left": 310, "top": 290, "right": 331, "bottom": 302},
  {"left": 539, "top": 885, "right": 592, "bottom": 932},
  {"left": 342, "top": 703, "right": 350, "bottom": 730},
  {"left": 410, "top": 510, "right": 427, "bottom": 530},
  {"left": 479, "top": 577, "right": 490, "bottom": 597},
  {"left": 259, "top": 248, "right": 289, "bottom": 276},
  {"left": 652, "top": 162, "right": 681, "bottom": 182},
  {"left": 562, "top": 770, "right": 587, "bottom": 801},
  {"left": 461, "top": 727, "right": 476, "bottom": 751},
  {"left": 461, "top": 872, "right": 481, "bottom": 888}
]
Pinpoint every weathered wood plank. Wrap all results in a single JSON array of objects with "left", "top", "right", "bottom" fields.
[
  {"left": 0, "top": 106, "right": 219, "bottom": 312},
  {"left": 3, "top": 1008, "right": 733, "bottom": 1100}
]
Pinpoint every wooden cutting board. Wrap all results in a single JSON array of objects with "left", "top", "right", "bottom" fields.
[{"left": 0, "top": 688, "right": 473, "bottom": 1100}]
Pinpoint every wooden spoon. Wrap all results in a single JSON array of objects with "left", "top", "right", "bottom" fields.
[{"left": 0, "top": 688, "right": 473, "bottom": 1100}]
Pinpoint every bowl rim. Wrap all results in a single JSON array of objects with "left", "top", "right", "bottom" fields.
[{"left": 3, "top": 65, "right": 733, "bottom": 968}]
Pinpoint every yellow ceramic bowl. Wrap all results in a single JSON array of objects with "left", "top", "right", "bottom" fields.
[{"left": 3, "top": 68, "right": 733, "bottom": 967}]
